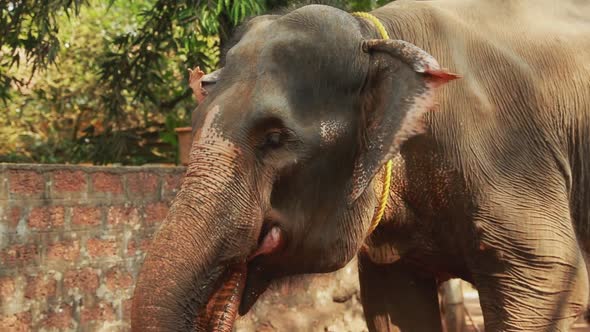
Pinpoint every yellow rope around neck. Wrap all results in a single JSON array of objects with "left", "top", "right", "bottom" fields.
[
  {"left": 352, "top": 12, "right": 390, "bottom": 39},
  {"left": 369, "top": 160, "right": 393, "bottom": 233},
  {"left": 352, "top": 12, "right": 392, "bottom": 234}
]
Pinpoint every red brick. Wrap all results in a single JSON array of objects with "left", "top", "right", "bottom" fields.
[
  {"left": 107, "top": 205, "right": 140, "bottom": 226},
  {"left": 72, "top": 206, "right": 102, "bottom": 227},
  {"left": 28, "top": 206, "right": 65, "bottom": 230},
  {"left": 25, "top": 274, "right": 57, "bottom": 299},
  {"left": 0, "top": 277, "right": 15, "bottom": 303},
  {"left": 1, "top": 206, "right": 21, "bottom": 229},
  {"left": 127, "top": 238, "right": 151, "bottom": 256},
  {"left": 64, "top": 268, "right": 99, "bottom": 293},
  {"left": 81, "top": 302, "right": 116, "bottom": 323},
  {"left": 162, "top": 173, "right": 183, "bottom": 197},
  {"left": 1, "top": 244, "right": 38, "bottom": 266},
  {"left": 105, "top": 267, "right": 133, "bottom": 291},
  {"left": 86, "top": 238, "right": 118, "bottom": 258},
  {"left": 126, "top": 240, "right": 137, "bottom": 256},
  {"left": 127, "top": 172, "right": 158, "bottom": 196},
  {"left": 8, "top": 170, "right": 44, "bottom": 195},
  {"left": 91, "top": 172, "right": 123, "bottom": 193},
  {"left": 52, "top": 170, "right": 86, "bottom": 193},
  {"left": 43, "top": 304, "right": 73, "bottom": 329},
  {"left": 0, "top": 312, "right": 31, "bottom": 332},
  {"left": 144, "top": 202, "right": 169, "bottom": 224},
  {"left": 0, "top": 175, "right": 6, "bottom": 200},
  {"left": 46, "top": 240, "right": 80, "bottom": 262}
]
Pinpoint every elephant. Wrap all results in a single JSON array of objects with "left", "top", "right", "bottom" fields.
[{"left": 131, "top": 0, "right": 590, "bottom": 331}]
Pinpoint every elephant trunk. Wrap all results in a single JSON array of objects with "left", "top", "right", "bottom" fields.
[
  {"left": 132, "top": 104, "right": 270, "bottom": 330},
  {"left": 131, "top": 156, "right": 260, "bottom": 331}
]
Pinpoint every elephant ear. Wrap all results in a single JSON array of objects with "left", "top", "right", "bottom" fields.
[{"left": 348, "top": 39, "right": 460, "bottom": 203}]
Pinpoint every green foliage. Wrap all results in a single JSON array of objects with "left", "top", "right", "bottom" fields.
[
  {"left": 93, "top": 0, "right": 273, "bottom": 164},
  {"left": 1, "top": 1, "right": 186, "bottom": 165},
  {"left": 0, "top": 0, "right": 88, "bottom": 101},
  {"left": 97, "top": 0, "right": 266, "bottom": 127}
]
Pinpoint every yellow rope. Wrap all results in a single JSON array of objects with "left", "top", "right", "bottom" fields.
[
  {"left": 369, "top": 160, "right": 393, "bottom": 233},
  {"left": 352, "top": 12, "right": 392, "bottom": 234},
  {"left": 352, "top": 12, "right": 390, "bottom": 39}
]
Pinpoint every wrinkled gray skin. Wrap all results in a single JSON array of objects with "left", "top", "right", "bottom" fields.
[{"left": 132, "top": 0, "right": 590, "bottom": 331}]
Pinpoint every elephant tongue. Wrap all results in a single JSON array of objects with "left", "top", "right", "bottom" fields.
[{"left": 196, "top": 264, "right": 247, "bottom": 332}]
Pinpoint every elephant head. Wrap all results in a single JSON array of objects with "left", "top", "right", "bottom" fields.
[{"left": 131, "top": 5, "right": 457, "bottom": 331}]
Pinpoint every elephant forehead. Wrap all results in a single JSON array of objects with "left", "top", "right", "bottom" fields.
[
  {"left": 230, "top": 17, "right": 276, "bottom": 56},
  {"left": 224, "top": 18, "right": 285, "bottom": 76}
]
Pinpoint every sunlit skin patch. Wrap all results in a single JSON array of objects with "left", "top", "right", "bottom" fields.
[
  {"left": 190, "top": 105, "right": 222, "bottom": 154},
  {"left": 320, "top": 119, "right": 348, "bottom": 147},
  {"left": 192, "top": 105, "right": 226, "bottom": 146}
]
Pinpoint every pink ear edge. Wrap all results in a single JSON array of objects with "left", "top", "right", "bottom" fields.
[{"left": 424, "top": 68, "right": 461, "bottom": 88}]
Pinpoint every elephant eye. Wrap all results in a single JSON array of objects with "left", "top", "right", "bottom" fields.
[{"left": 264, "top": 131, "right": 283, "bottom": 149}]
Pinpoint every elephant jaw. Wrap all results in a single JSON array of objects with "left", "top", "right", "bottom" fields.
[{"left": 195, "top": 226, "right": 284, "bottom": 331}]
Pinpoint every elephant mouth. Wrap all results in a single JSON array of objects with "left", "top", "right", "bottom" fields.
[{"left": 195, "top": 223, "right": 285, "bottom": 331}]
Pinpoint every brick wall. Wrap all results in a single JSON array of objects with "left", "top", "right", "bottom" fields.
[
  {"left": 0, "top": 164, "right": 184, "bottom": 331},
  {"left": 0, "top": 163, "right": 366, "bottom": 332}
]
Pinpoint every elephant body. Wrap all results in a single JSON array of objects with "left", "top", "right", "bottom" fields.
[
  {"left": 360, "top": 1, "right": 590, "bottom": 330},
  {"left": 132, "top": 1, "right": 590, "bottom": 331}
]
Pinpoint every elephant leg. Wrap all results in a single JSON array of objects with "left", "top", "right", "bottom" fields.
[
  {"left": 472, "top": 194, "right": 589, "bottom": 331},
  {"left": 358, "top": 254, "right": 443, "bottom": 332}
]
